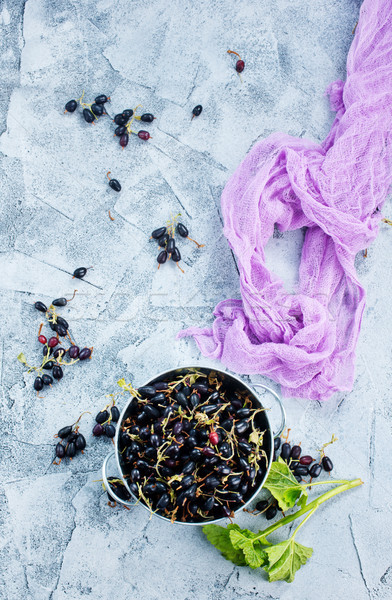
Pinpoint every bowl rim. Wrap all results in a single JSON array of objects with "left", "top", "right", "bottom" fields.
[{"left": 113, "top": 364, "right": 276, "bottom": 526}]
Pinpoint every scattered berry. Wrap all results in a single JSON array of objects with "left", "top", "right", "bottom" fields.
[
  {"left": 107, "top": 171, "right": 121, "bottom": 192},
  {"left": 227, "top": 50, "right": 245, "bottom": 76},
  {"left": 192, "top": 105, "right": 202, "bottom": 119}
]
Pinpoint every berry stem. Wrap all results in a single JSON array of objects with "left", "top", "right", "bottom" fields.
[{"left": 227, "top": 50, "right": 241, "bottom": 59}]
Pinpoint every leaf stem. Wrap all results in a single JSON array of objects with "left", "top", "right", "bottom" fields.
[{"left": 255, "top": 478, "right": 363, "bottom": 542}]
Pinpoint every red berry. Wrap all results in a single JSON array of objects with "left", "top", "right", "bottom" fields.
[
  {"left": 138, "top": 130, "right": 150, "bottom": 141},
  {"left": 48, "top": 337, "right": 58, "bottom": 348},
  {"left": 236, "top": 59, "right": 245, "bottom": 73},
  {"left": 120, "top": 133, "right": 129, "bottom": 148},
  {"left": 38, "top": 335, "right": 47, "bottom": 344},
  {"left": 209, "top": 431, "right": 219, "bottom": 446}
]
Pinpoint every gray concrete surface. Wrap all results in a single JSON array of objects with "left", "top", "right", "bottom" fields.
[{"left": 1, "top": 0, "right": 392, "bottom": 599}]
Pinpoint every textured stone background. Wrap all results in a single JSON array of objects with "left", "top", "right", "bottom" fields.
[{"left": 1, "top": 0, "right": 392, "bottom": 599}]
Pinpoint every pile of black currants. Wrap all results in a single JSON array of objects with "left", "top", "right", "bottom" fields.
[
  {"left": 151, "top": 215, "right": 204, "bottom": 273},
  {"left": 53, "top": 412, "right": 89, "bottom": 464},
  {"left": 117, "top": 369, "right": 269, "bottom": 523},
  {"left": 254, "top": 433, "right": 336, "bottom": 520},
  {"left": 113, "top": 104, "right": 155, "bottom": 148},
  {"left": 64, "top": 92, "right": 110, "bottom": 124},
  {"left": 17, "top": 292, "right": 93, "bottom": 393},
  {"left": 93, "top": 401, "right": 120, "bottom": 439}
]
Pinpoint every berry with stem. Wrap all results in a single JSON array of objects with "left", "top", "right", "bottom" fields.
[
  {"left": 227, "top": 50, "right": 245, "bottom": 78},
  {"left": 192, "top": 105, "right": 202, "bottom": 119},
  {"left": 107, "top": 171, "right": 121, "bottom": 192}
]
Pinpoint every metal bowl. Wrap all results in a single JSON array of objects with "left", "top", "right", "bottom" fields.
[{"left": 102, "top": 365, "right": 286, "bottom": 525}]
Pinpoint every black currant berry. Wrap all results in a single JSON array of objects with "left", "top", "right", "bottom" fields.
[
  {"left": 78, "top": 348, "right": 92, "bottom": 360},
  {"left": 122, "top": 109, "right": 133, "bottom": 119},
  {"left": 56, "top": 442, "right": 66, "bottom": 458},
  {"left": 96, "top": 410, "right": 109, "bottom": 424},
  {"left": 166, "top": 237, "right": 175, "bottom": 255},
  {"left": 103, "top": 423, "right": 116, "bottom": 438},
  {"left": 151, "top": 227, "right": 166, "bottom": 239},
  {"left": 95, "top": 94, "right": 109, "bottom": 104},
  {"left": 114, "top": 114, "right": 127, "bottom": 126},
  {"left": 192, "top": 105, "right": 202, "bottom": 118},
  {"left": 91, "top": 103, "right": 104, "bottom": 117},
  {"left": 42, "top": 374, "right": 53, "bottom": 385},
  {"left": 157, "top": 250, "right": 167, "bottom": 265},
  {"left": 69, "top": 346, "right": 79, "bottom": 359},
  {"left": 34, "top": 301, "right": 47, "bottom": 313},
  {"left": 65, "top": 100, "right": 77, "bottom": 113},
  {"left": 177, "top": 223, "right": 188, "bottom": 238},
  {"left": 66, "top": 442, "right": 76, "bottom": 457},
  {"left": 140, "top": 113, "right": 154, "bottom": 122},
  {"left": 322, "top": 456, "right": 333, "bottom": 472},
  {"left": 93, "top": 423, "right": 104, "bottom": 437},
  {"left": 53, "top": 348, "right": 66, "bottom": 359},
  {"left": 55, "top": 324, "right": 67, "bottom": 337},
  {"left": 110, "top": 406, "right": 120, "bottom": 422},
  {"left": 171, "top": 247, "right": 181, "bottom": 262},
  {"left": 309, "top": 464, "right": 322, "bottom": 478},
  {"left": 58, "top": 425, "right": 73, "bottom": 438},
  {"left": 83, "top": 108, "right": 95, "bottom": 123},
  {"left": 75, "top": 434, "right": 86, "bottom": 450},
  {"left": 43, "top": 361, "right": 55, "bottom": 370},
  {"left": 109, "top": 179, "right": 121, "bottom": 192},
  {"left": 52, "top": 297, "right": 67, "bottom": 307},
  {"left": 34, "top": 377, "right": 44, "bottom": 391},
  {"left": 52, "top": 365, "right": 63, "bottom": 380},
  {"left": 73, "top": 267, "right": 87, "bottom": 279},
  {"left": 114, "top": 126, "right": 126, "bottom": 137}
]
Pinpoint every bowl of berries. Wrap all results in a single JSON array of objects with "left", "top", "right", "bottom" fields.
[{"left": 102, "top": 366, "right": 286, "bottom": 525}]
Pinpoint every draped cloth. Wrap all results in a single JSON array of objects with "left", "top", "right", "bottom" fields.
[{"left": 178, "top": 0, "right": 392, "bottom": 401}]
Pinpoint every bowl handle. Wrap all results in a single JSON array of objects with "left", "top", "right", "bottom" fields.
[
  {"left": 252, "top": 384, "right": 286, "bottom": 438},
  {"left": 102, "top": 451, "right": 138, "bottom": 508}
]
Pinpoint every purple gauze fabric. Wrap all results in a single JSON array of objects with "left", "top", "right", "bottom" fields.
[{"left": 178, "top": 0, "right": 392, "bottom": 401}]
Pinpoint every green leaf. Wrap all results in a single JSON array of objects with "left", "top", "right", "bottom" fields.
[
  {"left": 264, "top": 459, "right": 307, "bottom": 511},
  {"left": 203, "top": 524, "right": 247, "bottom": 566},
  {"left": 229, "top": 529, "right": 267, "bottom": 569},
  {"left": 264, "top": 539, "right": 313, "bottom": 582},
  {"left": 17, "top": 352, "right": 27, "bottom": 364}
]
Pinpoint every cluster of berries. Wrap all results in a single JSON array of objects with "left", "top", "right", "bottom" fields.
[
  {"left": 92, "top": 401, "right": 120, "bottom": 439},
  {"left": 54, "top": 412, "right": 89, "bottom": 464},
  {"left": 113, "top": 105, "right": 155, "bottom": 148},
  {"left": 151, "top": 215, "right": 204, "bottom": 273},
  {"left": 64, "top": 93, "right": 110, "bottom": 123},
  {"left": 17, "top": 293, "right": 93, "bottom": 393},
  {"left": 254, "top": 433, "right": 336, "bottom": 520}
]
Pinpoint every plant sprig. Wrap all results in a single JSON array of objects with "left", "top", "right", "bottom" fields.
[{"left": 204, "top": 458, "right": 363, "bottom": 583}]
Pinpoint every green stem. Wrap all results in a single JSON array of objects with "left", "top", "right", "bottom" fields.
[
  {"left": 300, "top": 478, "right": 357, "bottom": 489},
  {"left": 291, "top": 506, "right": 318, "bottom": 539},
  {"left": 254, "top": 478, "right": 363, "bottom": 542}
]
